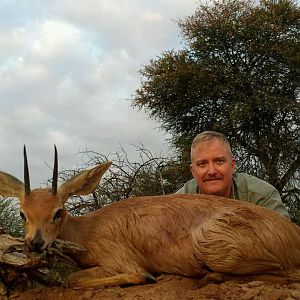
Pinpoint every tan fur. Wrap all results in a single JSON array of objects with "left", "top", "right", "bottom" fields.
[
  {"left": 60, "top": 195, "right": 300, "bottom": 278},
  {"left": 1, "top": 162, "right": 300, "bottom": 287}
]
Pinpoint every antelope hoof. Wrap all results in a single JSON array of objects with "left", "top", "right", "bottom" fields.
[{"left": 143, "top": 272, "right": 157, "bottom": 284}]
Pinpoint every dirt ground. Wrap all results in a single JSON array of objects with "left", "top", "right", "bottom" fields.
[{"left": 7, "top": 275, "right": 300, "bottom": 300}]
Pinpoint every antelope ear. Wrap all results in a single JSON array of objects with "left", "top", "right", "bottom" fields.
[
  {"left": 0, "top": 171, "right": 24, "bottom": 198},
  {"left": 58, "top": 161, "right": 112, "bottom": 203}
]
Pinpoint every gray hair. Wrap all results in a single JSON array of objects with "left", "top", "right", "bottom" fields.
[{"left": 191, "top": 131, "right": 233, "bottom": 160}]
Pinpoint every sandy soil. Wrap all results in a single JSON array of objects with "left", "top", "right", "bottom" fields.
[{"left": 7, "top": 275, "right": 300, "bottom": 300}]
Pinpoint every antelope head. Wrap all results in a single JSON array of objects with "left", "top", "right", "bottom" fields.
[{"left": 0, "top": 146, "right": 111, "bottom": 252}]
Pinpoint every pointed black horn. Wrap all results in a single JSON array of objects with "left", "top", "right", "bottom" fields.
[
  {"left": 23, "top": 145, "right": 31, "bottom": 196},
  {"left": 52, "top": 145, "right": 58, "bottom": 195}
]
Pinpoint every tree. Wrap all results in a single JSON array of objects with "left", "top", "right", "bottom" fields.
[
  {"left": 57, "top": 145, "right": 187, "bottom": 216},
  {"left": 0, "top": 197, "right": 23, "bottom": 237},
  {"left": 133, "top": 0, "right": 300, "bottom": 217}
]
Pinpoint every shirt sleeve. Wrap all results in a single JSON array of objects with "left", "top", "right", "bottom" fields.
[
  {"left": 255, "top": 189, "right": 290, "bottom": 218},
  {"left": 175, "top": 179, "right": 198, "bottom": 194},
  {"left": 175, "top": 186, "right": 185, "bottom": 194}
]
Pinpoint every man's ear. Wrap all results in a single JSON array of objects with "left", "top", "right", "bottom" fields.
[
  {"left": 190, "top": 164, "right": 195, "bottom": 176},
  {"left": 58, "top": 161, "right": 112, "bottom": 203},
  {"left": 231, "top": 157, "right": 236, "bottom": 171}
]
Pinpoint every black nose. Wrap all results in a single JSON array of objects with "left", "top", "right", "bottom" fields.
[{"left": 30, "top": 230, "right": 44, "bottom": 252}]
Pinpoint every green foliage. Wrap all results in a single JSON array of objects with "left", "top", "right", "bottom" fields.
[
  {"left": 0, "top": 197, "right": 23, "bottom": 237},
  {"left": 133, "top": 0, "right": 300, "bottom": 217}
]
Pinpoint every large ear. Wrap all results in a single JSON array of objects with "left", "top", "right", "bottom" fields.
[
  {"left": 58, "top": 161, "right": 112, "bottom": 202},
  {"left": 0, "top": 171, "right": 24, "bottom": 198}
]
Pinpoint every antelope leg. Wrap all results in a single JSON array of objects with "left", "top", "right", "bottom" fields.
[{"left": 66, "top": 267, "right": 156, "bottom": 288}]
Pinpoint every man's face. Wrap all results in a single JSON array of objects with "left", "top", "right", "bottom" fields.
[{"left": 190, "top": 139, "right": 235, "bottom": 198}]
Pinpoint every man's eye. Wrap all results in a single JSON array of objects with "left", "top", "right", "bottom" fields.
[
  {"left": 197, "top": 162, "right": 206, "bottom": 167},
  {"left": 217, "top": 159, "right": 225, "bottom": 164}
]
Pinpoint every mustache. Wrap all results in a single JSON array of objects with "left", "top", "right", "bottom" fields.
[{"left": 203, "top": 177, "right": 223, "bottom": 181}]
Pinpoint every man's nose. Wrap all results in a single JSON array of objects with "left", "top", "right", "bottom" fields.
[{"left": 207, "top": 164, "right": 217, "bottom": 175}]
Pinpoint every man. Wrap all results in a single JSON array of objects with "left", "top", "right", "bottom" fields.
[{"left": 176, "top": 131, "right": 290, "bottom": 218}]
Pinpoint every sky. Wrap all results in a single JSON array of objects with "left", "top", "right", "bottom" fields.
[{"left": 0, "top": 0, "right": 199, "bottom": 187}]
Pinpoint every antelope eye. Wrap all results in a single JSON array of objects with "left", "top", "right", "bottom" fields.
[
  {"left": 53, "top": 209, "right": 63, "bottom": 222},
  {"left": 20, "top": 211, "right": 26, "bottom": 221}
]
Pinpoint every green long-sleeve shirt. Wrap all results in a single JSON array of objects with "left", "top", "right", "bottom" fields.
[{"left": 176, "top": 173, "right": 289, "bottom": 218}]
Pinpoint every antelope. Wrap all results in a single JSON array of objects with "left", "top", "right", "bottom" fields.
[{"left": 0, "top": 146, "right": 300, "bottom": 288}]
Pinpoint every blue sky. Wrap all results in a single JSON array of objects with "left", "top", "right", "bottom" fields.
[{"left": 0, "top": 0, "right": 199, "bottom": 186}]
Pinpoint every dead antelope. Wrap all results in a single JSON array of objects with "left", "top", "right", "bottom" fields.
[{"left": 0, "top": 146, "right": 300, "bottom": 288}]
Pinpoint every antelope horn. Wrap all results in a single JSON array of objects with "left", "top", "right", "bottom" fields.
[
  {"left": 23, "top": 145, "right": 31, "bottom": 195},
  {"left": 52, "top": 145, "right": 58, "bottom": 195}
]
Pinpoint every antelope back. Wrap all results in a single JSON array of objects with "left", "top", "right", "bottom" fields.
[{"left": 0, "top": 146, "right": 112, "bottom": 251}]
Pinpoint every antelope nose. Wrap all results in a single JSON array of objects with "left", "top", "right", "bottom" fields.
[{"left": 30, "top": 230, "right": 44, "bottom": 252}]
